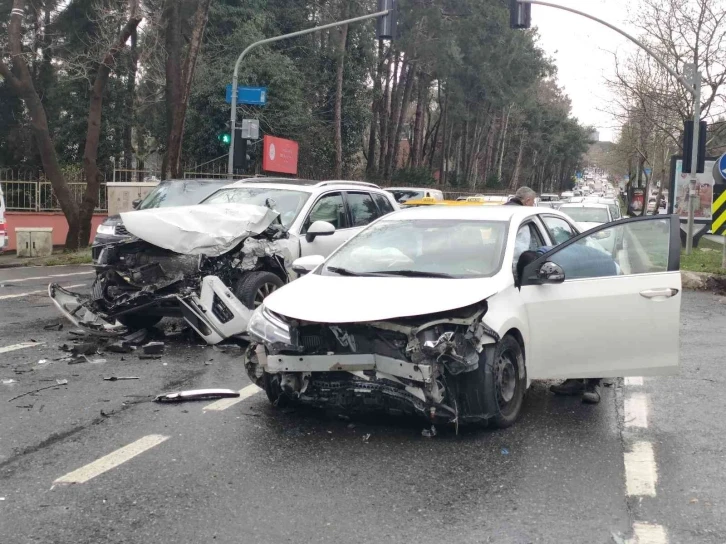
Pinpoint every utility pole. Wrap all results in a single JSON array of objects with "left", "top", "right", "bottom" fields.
[
  {"left": 227, "top": 6, "right": 395, "bottom": 178},
  {"left": 512, "top": 0, "right": 703, "bottom": 253}
]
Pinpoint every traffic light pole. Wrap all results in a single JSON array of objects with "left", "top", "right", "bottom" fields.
[
  {"left": 516, "top": 0, "right": 702, "bottom": 254},
  {"left": 227, "top": 9, "right": 391, "bottom": 178}
]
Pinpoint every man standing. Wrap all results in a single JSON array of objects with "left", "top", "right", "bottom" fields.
[{"left": 506, "top": 187, "right": 537, "bottom": 206}]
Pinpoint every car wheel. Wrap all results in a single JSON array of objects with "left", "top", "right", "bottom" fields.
[
  {"left": 115, "top": 313, "right": 163, "bottom": 330},
  {"left": 484, "top": 335, "right": 525, "bottom": 429},
  {"left": 234, "top": 271, "right": 285, "bottom": 310},
  {"left": 263, "top": 372, "right": 290, "bottom": 407}
]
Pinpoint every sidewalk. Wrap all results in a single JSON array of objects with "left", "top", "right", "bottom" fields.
[
  {"left": 0, "top": 248, "right": 92, "bottom": 269},
  {"left": 703, "top": 234, "right": 725, "bottom": 246}
]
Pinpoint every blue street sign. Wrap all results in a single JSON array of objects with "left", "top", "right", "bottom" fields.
[
  {"left": 644, "top": 167, "right": 652, "bottom": 177},
  {"left": 225, "top": 85, "right": 267, "bottom": 106},
  {"left": 718, "top": 153, "right": 726, "bottom": 181},
  {"left": 576, "top": 171, "right": 582, "bottom": 179}
]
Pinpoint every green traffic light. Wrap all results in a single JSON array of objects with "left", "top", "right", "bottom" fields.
[{"left": 219, "top": 133, "right": 231, "bottom": 145}]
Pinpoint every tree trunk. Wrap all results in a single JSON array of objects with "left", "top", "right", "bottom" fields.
[
  {"left": 123, "top": 28, "right": 138, "bottom": 169},
  {"left": 165, "top": 0, "right": 212, "bottom": 179},
  {"left": 411, "top": 70, "right": 429, "bottom": 167},
  {"left": 510, "top": 131, "right": 526, "bottom": 190},
  {"left": 0, "top": 0, "right": 80, "bottom": 248},
  {"left": 378, "top": 51, "right": 392, "bottom": 177},
  {"left": 366, "top": 42, "right": 385, "bottom": 175},
  {"left": 333, "top": 19, "right": 349, "bottom": 179},
  {"left": 383, "top": 55, "right": 404, "bottom": 178},
  {"left": 439, "top": 87, "right": 448, "bottom": 186},
  {"left": 497, "top": 105, "right": 511, "bottom": 183},
  {"left": 391, "top": 63, "right": 415, "bottom": 174}
]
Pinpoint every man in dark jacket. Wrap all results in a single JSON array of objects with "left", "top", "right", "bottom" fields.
[{"left": 506, "top": 187, "right": 537, "bottom": 206}]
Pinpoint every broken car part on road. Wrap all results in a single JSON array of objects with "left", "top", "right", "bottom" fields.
[
  {"left": 49, "top": 203, "right": 295, "bottom": 344},
  {"left": 154, "top": 389, "right": 241, "bottom": 403}
]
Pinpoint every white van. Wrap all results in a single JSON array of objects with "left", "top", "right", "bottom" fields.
[{"left": 0, "top": 184, "right": 7, "bottom": 253}]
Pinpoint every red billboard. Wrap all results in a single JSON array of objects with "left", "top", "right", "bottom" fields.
[{"left": 262, "top": 135, "right": 299, "bottom": 175}]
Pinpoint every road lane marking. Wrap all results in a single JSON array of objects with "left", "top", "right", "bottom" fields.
[
  {"left": 624, "top": 441, "right": 657, "bottom": 497},
  {"left": 1, "top": 271, "right": 94, "bottom": 283},
  {"left": 624, "top": 377, "right": 644, "bottom": 386},
  {"left": 0, "top": 341, "right": 44, "bottom": 354},
  {"left": 0, "top": 283, "right": 85, "bottom": 300},
  {"left": 203, "top": 384, "right": 261, "bottom": 412},
  {"left": 627, "top": 522, "right": 668, "bottom": 544},
  {"left": 54, "top": 434, "right": 169, "bottom": 485},
  {"left": 624, "top": 393, "right": 649, "bottom": 429}
]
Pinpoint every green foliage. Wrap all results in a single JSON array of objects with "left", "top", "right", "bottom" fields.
[{"left": 392, "top": 166, "right": 436, "bottom": 186}]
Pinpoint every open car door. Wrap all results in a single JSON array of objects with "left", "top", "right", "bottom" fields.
[{"left": 519, "top": 215, "right": 681, "bottom": 379}]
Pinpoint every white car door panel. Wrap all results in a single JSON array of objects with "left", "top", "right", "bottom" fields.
[
  {"left": 519, "top": 215, "right": 681, "bottom": 379},
  {"left": 300, "top": 227, "right": 360, "bottom": 257}
]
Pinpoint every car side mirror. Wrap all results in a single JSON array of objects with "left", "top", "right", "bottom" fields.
[
  {"left": 306, "top": 220, "right": 335, "bottom": 243},
  {"left": 292, "top": 255, "right": 325, "bottom": 275},
  {"left": 538, "top": 261, "right": 565, "bottom": 284},
  {"left": 132, "top": 199, "right": 142, "bottom": 209}
]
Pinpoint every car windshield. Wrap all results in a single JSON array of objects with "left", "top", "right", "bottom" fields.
[
  {"left": 390, "top": 189, "right": 424, "bottom": 203},
  {"left": 137, "top": 181, "right": 228, "bottom": 210},
  {"left": 560, "top": 206, "right": 610, "bottom": 223},
  {"left": 321, "top": 219, "right": 508, "bottom": 279},
  {"left": 202, "top": 187, "right": 310, "bottom": 229}
]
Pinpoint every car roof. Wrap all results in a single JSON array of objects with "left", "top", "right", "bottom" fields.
[
  {"left": 384, "top": 204, "right": 565, "bottom": 222},
  {"left": 225, "top": 178, "right": 382, "bottom": 191},
  {"left": 385, "top": 187, "right": 440, "bottom": 192},
  {"left": 559, "top": 202, "right": 610, "bottom": 209}
]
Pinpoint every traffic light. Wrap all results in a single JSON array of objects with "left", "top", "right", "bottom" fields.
[
  {"left": 682, "top": 120, "right": 707, "bottom": 174},
  {"left": 218, "top": 132, "right": 231, "bottom": 145},
  {"left": 510, "top": 0, "right": 531, "bottom": 29},
  {"left": 377, "top": 0, "right": 397, "bottom": 40}
]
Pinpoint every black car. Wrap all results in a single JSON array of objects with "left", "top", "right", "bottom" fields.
[{"left": 92, "top": 179, "right": 233, "bottom": 260}]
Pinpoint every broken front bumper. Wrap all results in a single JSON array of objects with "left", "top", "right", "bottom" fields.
[{"left": 49, "top": 275, "right": 254, "bottom": 344}]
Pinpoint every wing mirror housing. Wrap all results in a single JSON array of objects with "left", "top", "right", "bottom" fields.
[
  {"left": 292, "top": 255, "right": 325, "bottom": 275},
  {"left": 306, "top": 220, "right": 335, "bottom": 243},
  {"left": 131, "top": 198, "right": 142, "bottom": 209},
  {"left": 538, "top": 261, "right": 565, "bottom": 284}
]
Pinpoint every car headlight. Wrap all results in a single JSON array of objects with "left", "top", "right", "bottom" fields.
[
  {"left": 247, "top": 304, "right": 299, "bottom": 351},
  {"left": 96, "top": 224, "right": 116, "bottom": 235}
]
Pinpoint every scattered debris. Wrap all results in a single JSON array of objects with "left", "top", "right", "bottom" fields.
[
  {"left": 142, "top": 341, "right": 165, "bottom": 355},
  {"left": 347, "top": 423, "right": 355, "bottom": 429},
  {"left": 90, "top": 358, "right": 107, "bottom": 364},
  {"left": 37, "top": 359, "right": 49, "bottom": 365},
  {"left": 67, "top": 355, "right": 90, "bottom": 365},
  {"left": 2, "top": 379, "right": 18, "bottom": 385},
  {"left": 106, "top": 341, "right": 134, "bottom": 354},
  {"left": 362, "top": 433, "right": 371, "bottom": 442},
  {"left": 43, "top": 323, "right": 64, "bottom": 331},
  {"left": 103, "top": 376, "right": 140, "bottom": 381},
  {"left": 212, "top": 344, "right": 243, "bottom": 353},
  {"left": 71, "top": 342, "right": 99, "bottom": 356},
  {"left": 7, "top": 380, "right": 68, "bottom": 402},
  {"left": 154, "top": 389, "right": 241, "bottom": 403},
  {"left": 421, "top": 426, "right": 437, "bottom": 438},
  {"left": 123, "top": 329, "right": 149, "bottom": 346},
  {"left": 501, "top": 448, "right": 510, "bottom": 455}
]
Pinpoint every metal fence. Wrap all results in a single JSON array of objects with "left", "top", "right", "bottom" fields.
[{"left": 0, "top": 181, "right": 108, "bottom": 212}]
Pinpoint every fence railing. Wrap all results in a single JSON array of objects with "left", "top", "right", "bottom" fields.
[{"left": 0, "top": 181, "right": 108, "bottom": 212}]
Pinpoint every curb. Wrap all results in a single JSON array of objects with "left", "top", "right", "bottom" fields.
[{"left": 681, "top": 270, "right": 726, "bottom": 292}]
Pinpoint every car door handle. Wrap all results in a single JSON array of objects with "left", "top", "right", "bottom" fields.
[{"left": 640, "top": 288, "right": 678, "bottom": 299}]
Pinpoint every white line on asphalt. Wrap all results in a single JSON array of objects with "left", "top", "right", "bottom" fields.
[
  {"left": 54, "top": 435, "right": 170, "bottom": 485},
  {"left": 625, "top": 377, "right": 644, "bottom": 386},
  {"left": 627, "top": 522, "right": 668, "bottom": 544},
  {"left": 203, "top": 384, "right": 261, "bottom": 412},
  {"left": 0, "top": 283, "right": 85, "bottom": 300},
  {"left": 1, "top": 271, "right": 94, "bottom": 283},
  {"left": 0, "top": 341, "right": 44, "bottom": 354},
  {"left": 624, "top": 393, "right": 649, "bottom": 429},
  {"left": 624, "top": 441, "right": 658, "bottom": 497}
]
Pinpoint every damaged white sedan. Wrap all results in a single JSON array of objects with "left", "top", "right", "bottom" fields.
[{"left": 246, "top": 206, "right": 681, "bottom": 428}]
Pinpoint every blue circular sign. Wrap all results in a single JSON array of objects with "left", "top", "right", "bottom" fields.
[{"left": 718, "top": 153, "right": 726, "bottom": 181}]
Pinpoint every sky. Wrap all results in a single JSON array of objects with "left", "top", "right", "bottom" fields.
[{"left": 532, "top": 0, "right": 638, "bottom": 142}]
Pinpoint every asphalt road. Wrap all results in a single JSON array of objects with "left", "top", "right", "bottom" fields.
[{"left": 1, "top": 265, "right": 724, "bottom": 544}]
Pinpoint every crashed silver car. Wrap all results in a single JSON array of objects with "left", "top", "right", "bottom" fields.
[
  {"left": 245, "top": 206, "right": 682, "bottom": 427},
  {"left": 50, "top": 180, "right": 398, "bottom": 344}
]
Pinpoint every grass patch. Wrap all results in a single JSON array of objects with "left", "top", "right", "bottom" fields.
[{"left": 681, "top": 238, "right": 726, "bottom": 275}]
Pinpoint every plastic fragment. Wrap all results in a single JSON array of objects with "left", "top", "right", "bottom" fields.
[
  {"left": 103, "top": 376, "right": 140, "bottom": 381},
  {"left": 154, "top": 389, "right": 241, "bottom": 403},
  {"left": 501, "top": 448, "right": 510, "bottom": 455},
  {"left": 362, "top": 433, "right": 371, "bottom": 442},
  {"left": 142, "top": 341, "right": 165, "bottom": 355},
  {"left": 421, "top": 425, "right": 437, "bottom": 438}
]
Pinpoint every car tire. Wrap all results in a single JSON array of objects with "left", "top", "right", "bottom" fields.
[
  {"left": 234, "top": 271, "right": 285, "bottom": 310},
  {"left": 483, "top": 335, "right": 526, "bottom": 429},
  {"left": 115, "top": 313, "right": 163, "bottom": 330},
  {"left": 263, "top": 372, "right": 290, "bottom": 407}
]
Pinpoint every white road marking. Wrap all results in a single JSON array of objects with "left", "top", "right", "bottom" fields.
[
  {"left": 624, "top": 393, "right": 649, "bottom": 429},
  {"left": 0, "top": 341, "right": 44, "bottom": 354},
  {"left": 203, "top": 384, "right": 261, "bottom": 412},
  {"left": 624, "top": 377, "right": 644, "bottom": 386},
  {"left": 1, "top": 271, "right": 94, "bottom": 283},
  {"left": 627, "top": 522, "right": 668, "bottom": 544},
  {"left": 624, "top": 441, "right": 658, "bottom": 497},
  {"left": 54, "top": 434, "right": 169, "bottom": 485},
  {"left": 0, "top": 283, "right": 85, "bottom": 300}
]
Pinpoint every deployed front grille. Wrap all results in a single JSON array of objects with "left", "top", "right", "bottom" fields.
[
  {"left": 301, "top": 335, "right": 322, "bottom": 351},
  {"left": 115, "top": 224, "right": 129, "bottom": 236}
]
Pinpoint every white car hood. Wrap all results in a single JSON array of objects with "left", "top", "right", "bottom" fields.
[
  {"left": 263, "top": 274, "right": 502, "bottom": 323},
  {"left": 120, "top": 203, "right": 279, "bottom": 257}
]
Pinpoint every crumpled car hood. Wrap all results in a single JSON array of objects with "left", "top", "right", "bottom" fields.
[
  {"left": 120, "top": 203, "right": 279, "bottom": 257},
  {"left": 263, "top": 274, "right": 501, "bottom": 323}
]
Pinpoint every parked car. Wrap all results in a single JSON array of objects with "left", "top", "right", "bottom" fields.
[
  {"left": 385, "top": 187, "right": 444, "bottom": 205},
  {"left": 558, "top": 202, "right": 620, "bottom": 254},
  {"left": 92, "top": 178, "right": 235, "bottom": 259},
  {"left": 245, "top": 206, "right": 680, "bottom": 428},
  {"left": 50, "top": 180, "right": 398, "bottom": 344},
  {"left": 539, "top": 193, "right": 560, "bottom": 202},
  {"left": 0, "top": 184, "right": 6, "bottom": 253}
]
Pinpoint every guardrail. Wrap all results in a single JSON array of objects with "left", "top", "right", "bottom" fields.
[{"left": 0, "top": 181, "right": 108, "bottom": 212}]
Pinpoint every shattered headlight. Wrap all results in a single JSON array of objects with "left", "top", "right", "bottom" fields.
[
  {"left": 247, "top": 304, "right": 298, "bottom": 350},
  {"left": 96, "top": 224, "right": 116, "bottom": 235}
]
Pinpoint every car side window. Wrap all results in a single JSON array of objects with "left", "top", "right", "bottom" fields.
[
  {"left": 609, "top": 204, "right": 621, "bottom": 220},
  {"left": 303, "top": 192, "right": 348, "bottom": 233},
  {"left": 346, "top": 192, "right": 378, "bottom": 227},
  {"left": 542, "top": 216, "right": 577, "bottom": 245},
  {"left": 514, "top": 222, "right": 545, "bottom": 264},
  {"left": 545, "top": 218, "right": 671, "bottom": 280},
  {"left": 373, "top": 193, "right": 395, "bottom": 216}
]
